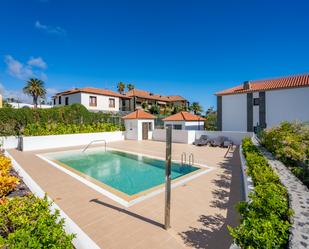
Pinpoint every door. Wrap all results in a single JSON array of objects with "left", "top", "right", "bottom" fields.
[{"left": 142, "top": 122, "right": 149, "bottom": 140}]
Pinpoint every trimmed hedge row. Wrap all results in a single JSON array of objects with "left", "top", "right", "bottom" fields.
[
  {"left": 228, "top": 137, "right": 292, "bottom": 249},
  {"left": 0, "top": 104, "right": 123, "bottom": 136}
]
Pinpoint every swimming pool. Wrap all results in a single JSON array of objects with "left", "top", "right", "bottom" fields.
[{"left": 40, "top": 149, "right": 211, "bottom": 206}]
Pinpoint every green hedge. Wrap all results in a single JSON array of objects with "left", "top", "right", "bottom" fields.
[
  {"left": 0, "top": 195, "right": 74, "bottom": 248},
  {"left": 260, "top": 121, "right": 309, "bottom": 187},
  {"left": 0, "top": 104, "right": 124, "bottom": 136},
  {"left": 228, "top": 137, "right": 291, "bottom": 249},
  {"left": 24, "top": 122, "right": 123, "bottom": 136}
]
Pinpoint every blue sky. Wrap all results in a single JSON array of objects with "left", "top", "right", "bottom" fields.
[{"left": 0, "top": 0, "right": 309, "bottom": 110}]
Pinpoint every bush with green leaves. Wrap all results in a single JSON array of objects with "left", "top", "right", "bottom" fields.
[
  {"left": 228, "top": 137, "right": 291, "bottom": 249},
  {"left": 0, "top": 103, "right": 124, "bottom": 136},
  {"left": 0, "top": 195, "right": 74, "bottom": 248},
  {"left": 260, "top": 121, "right": 309, "bottom": 186}
]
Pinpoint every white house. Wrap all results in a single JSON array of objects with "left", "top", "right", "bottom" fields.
[
  {"left": 53, "top": 87, "right": 131, "bottom": 112},
  {"left": 122, "top": 109, "right": 155, "bottom": 140},
  {"left": 216, "top": 74, "right": 309, "bottom": 132},
  {"left": 162, "top": 111, "right": 206, "bottom": 130}
]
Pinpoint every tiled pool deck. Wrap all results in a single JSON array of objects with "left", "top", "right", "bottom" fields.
[{"left": 8, "top": 140, "right": 241, "bottom": 249}]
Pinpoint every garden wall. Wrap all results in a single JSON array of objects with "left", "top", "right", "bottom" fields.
[
  {"left": 152, "top": 129, "right": 253, "bottom": 145},
  {"left": 152, "top": 129, "right": 196, "bottom": 144},
  {"left": 18, "top": 131, "right": 124, "bottom": 151}
]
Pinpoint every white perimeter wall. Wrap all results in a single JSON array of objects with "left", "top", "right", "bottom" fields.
[
  {"left": 266, "top": 87, "right": 309, "bottom": 127},
  {"left": 152, "top": 129, "right": 252, "bottom": 145},
  {"left": 1, "top": 136, "right": 19, "bottom": 149},
  {"left": 21, "top": 131, "right": 124, "bottom": 151},
  {"left": 152, "top": 129, "right": 196, "bottom": 144},
  {"left": 195, "top": 131, "right": 253, "bottom": 145},
  {"left": 222, "top": 94, "right": 247, "bottom": 131}
]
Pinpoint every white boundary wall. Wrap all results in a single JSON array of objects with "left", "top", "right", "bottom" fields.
[
  {"left": 152, "top": 129, "right": 253, "bottom": 145},
  {"left": 152, "top": 129, "right": 196, "bottom": 144},
  {"left": 1, "top": 136, "right": 19, "bottom": 149},
  {"left": 195, "top": 131, "right": 253, "bottom": 145},
  {"left": 21, "top": 131, "right": 124, "bottom": 151}
]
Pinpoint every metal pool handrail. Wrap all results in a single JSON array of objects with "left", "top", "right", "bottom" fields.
[
  {"left": 82, "top": 139, "right": 107, "bottom": 152},
  {"left": 189, "top": 153, "right": 194, "bottom": 166}
]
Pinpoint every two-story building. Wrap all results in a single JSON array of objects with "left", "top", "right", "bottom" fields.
[
  {"left": 53, "top": 87, "right": 131, "bottom": 112},
  {"left": 125, "top": 89, "right": 188, "bottom": 112},
  {"left": 216, "top": 74, "right": 309, "bottom": 132}
]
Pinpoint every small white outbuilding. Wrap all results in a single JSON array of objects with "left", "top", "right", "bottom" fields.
[
  {"left": 122, "top": 110, "right": 156, "bottom": 140},
  {"left": 162, "top": 111, "right": 206, "bottom": 130}
]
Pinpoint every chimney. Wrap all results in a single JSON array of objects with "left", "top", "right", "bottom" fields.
[{"left": 243, "top": 81, "right": 251, "bottom": 90}]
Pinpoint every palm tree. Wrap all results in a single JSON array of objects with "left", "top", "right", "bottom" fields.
[
  {"left": 127, "top": 83, "right": 135, "bottom": 91},
  {"left": 117, "top": 82, "right": 125, "bottom": 94},
  {"left": 23, "top": 78, "right": 46, "bottom": 108},
  {"left": 189, "top": 102, "right": 203, "bottom": 115}
]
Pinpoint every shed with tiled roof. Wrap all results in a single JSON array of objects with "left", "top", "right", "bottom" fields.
[
  {"left": 122, "top": 110, "right": 155, "bottom": 140},
  {"left": 162, "top": 111, "right": 205, "bottom": 131}
]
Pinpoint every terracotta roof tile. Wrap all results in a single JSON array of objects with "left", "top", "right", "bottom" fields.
[
  {"left": 216, "top": 74, "right": 309, "bottom": 96},
  {"left": 55, "top": 87, "right": 130, "bottom": 99},
  {"left": 125, "top": 89, "right": 186, "bottom": 102},
  {"left": 162, "top": 111, "right": 206, "bottom": 121},
  {"left": 122, "top": 109, "right": 156, "bottom": 119}
]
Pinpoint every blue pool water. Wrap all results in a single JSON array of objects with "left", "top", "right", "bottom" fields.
[{"left": 51, "top": 150, "right": 199, "bottom": 195}]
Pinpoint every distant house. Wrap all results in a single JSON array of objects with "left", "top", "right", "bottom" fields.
[
  {"left": 53, "top": 87, "right": 188, "bottom": 114},
  {"left": 215, "top": 74, "right": 309, "bottom": 132},
  {"left": 53, "top": 87, "right": 131, "bottom": 112},
  {"left": 125, "top": 89, "right": 188, "bottom": 113},
  {"left": 162, "top": 111, "right": 205, "bottom": 130}
]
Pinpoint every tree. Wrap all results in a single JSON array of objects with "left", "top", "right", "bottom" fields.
[
  {"left": 204, "top": 106, "right": 217, "bottom": 130},
  {"left": 117, "top": 82, "right": 125, "bottom": 94},
  {"left": 189, "top": 102, "right": 203, "bottom": 115},
  {"left": 23, "top": 78, "right": 46, "bottom": 109},
  {"left": 127, "top": 84, "right": 135, "bottom": 91},
  {"left": 150, "top": 104, "right": 160, "bottom": 115}
]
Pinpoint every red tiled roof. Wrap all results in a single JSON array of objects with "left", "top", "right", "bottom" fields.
[
  {"left": 122, "top": 109, "right": 156, "bottom": 120},
  {"left": 162, "top": 111, "right": 206, "bottom": 121},
  {"left": 55, "top": 87, "right": 130, "bottom": 99},
  {"left": 125, "top": 89, "right": 186, "bottom": 102},
  {"left": 216, "top": 74, "right": 309, "bottom": 96}
]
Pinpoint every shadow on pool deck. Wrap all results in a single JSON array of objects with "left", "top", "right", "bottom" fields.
[
  {"left": 179, "top": 147, "right": 241, "bottom": 249},
  {"left": 90, "top": 198, "right": 164, "bottom": 229}
]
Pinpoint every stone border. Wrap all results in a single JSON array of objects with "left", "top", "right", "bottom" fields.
[
  {"left": 251, "top": 136, "right": 309, "bottom": 249},
  {"left": 239, "top": 144, "right": 254, "bottom": 201}
]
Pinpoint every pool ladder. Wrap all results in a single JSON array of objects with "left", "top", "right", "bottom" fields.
[
  {"left": 181, "top": 152, "right": 194, "bottom": 166},
  {"left": 83, "top": 139, "right": 107, "bottom": 152}
]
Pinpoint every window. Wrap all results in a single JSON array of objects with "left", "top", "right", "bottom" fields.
[
  {"left": 65, "top": 97, "right": 69, "bottom": 105},
  {"left": 148, "top": 122, "right": 152, "bottom": 131},
  {"left": 173, "top": 124, "right": 182, "bottom": 130},
  {"left": 89, "top": 96, "right": 97, "bottom": 107},
  {"left": 253, "top": 98, "right": 259, "bottom": 106},
  {"left": 58, "top": 96, "right": 62, "bottom": 105},
  {"left": 109, "top": 98, "right": 115, "bottom": 108},
  {"left": 53, "top": 98, "right": 56, "bottom": 105}
]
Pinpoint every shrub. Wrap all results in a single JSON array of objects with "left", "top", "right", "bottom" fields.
[
  {"left": 0, "top": 195, "right": 74, "bottom": 248},
  {"left": 260, "top": 121, "right": 309, "bottom": 187},
  {"left": 0, "top": 155, "right": 19, "bottom": 198},
  {"left": 228, "top": 137, "right": 291, "bottom": 249}
]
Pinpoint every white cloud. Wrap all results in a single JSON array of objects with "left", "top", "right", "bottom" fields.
[
  {"left": 35, "top": 21, "right": 66, "bottom": 36},
  {"left": 4, "top": 55, "right": 48, "bottom": 81},
  {"left": 28, "top": 57, "right": 47, "bottom": 69},
  {"left": 0, "top": 82, "right": 32, "bottom": 103}
]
